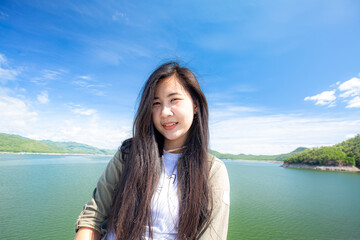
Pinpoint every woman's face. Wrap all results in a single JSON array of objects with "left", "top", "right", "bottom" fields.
[{"left": 152, "top": 75, "right": 196, "bottom": 151}]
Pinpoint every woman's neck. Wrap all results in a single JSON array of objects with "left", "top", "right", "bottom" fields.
[{"left": 163, "top": 146, "right": 186, "bottom": 153}]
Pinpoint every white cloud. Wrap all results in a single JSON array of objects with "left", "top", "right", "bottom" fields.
[
  {"left": 210, "top": 103, "right": 262, "bottom": 123},
  {"left": 227, "top": 106, "right": 260, "bottom": 112},
  {"left": 37, "top": 91, "right": 49, "bottom": 104},
  {"left": 213, "top": 103, "right": 260, "bottom": 112},
  {"left": 37, "top": 113, "right": 132, "bottom": 149},
  {"left": 21, "top": 114, "right": 132, "bottom": 150},
  {"left": 31, "top": 69, "right": 67, "bottom": 85},
  {"left": 72, "top": 76, "right": 108, "bottom": 96},
  {"left": 0, "top": 53, "right": 20, "bottom": 84},
  {"left": 72, "top": 80, "right": 93, "bottom": 88},
  {"left": 346, "top": 96, "right": 360, "bottom": 108},
  {"left": 338, "top": 77, "right": 360, "bottom": 98},
  {"left": 78, "top": 75, "right": 91, "bottom": 80},
  {"left": 304, "top": 76, "right": 360, "bottom": 108},
  {"left": 24, "top": 112, "right": 132, "bottom": 150},
  {"left": 71, "top": 107, "right": 97, "bottom": 116},
  {"left": 0, "top": 90, "right": 38, "bottom": 132},
  {"left": 67, "top": 103, "right": 98, "bottom": 116},
  {"left": 335, "top": 77, "right": 360, "bottom": 108},
  {"left": 42, "top": 70, "right": 63, "bottom": 79},
  {"left": 346, "top": 133, "right": 356, "bottom": 139},
  {"left": 0, "top": 89, "right": 132, "bottom": 149},
  {"left": 210, "top": 114, "right": 360, "bottom": 155},
  {"left": 304, "top": 90, "right": 336, "bottom": 106},
  {"left": 2, "top": 85, "right": 359, "bottom": 154},
  {"left": 55, "top": 118, "right": 131, "bottom": 149}
]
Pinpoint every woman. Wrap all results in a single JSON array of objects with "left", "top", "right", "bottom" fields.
[{"left": 74, "top": 62, "right": 230, "bottom": 240}]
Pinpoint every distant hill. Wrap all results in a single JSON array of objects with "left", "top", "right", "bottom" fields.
[
  {"left": 0, "top": 133, "right": 116, "bottom": 155},
  {"left": 40, "top": 140, "right": 115, "bottom": 155},
  {"left": 1, "top": 132, "right": 308, "bottom": 159},
  {"left": 210, "top": 147, "right": 307, "bottom": 161},
  {"left": 284, "top": 134, "right": 360, "bottom": 168},
  {"left": 0, "top": 133, "right": 60, "bottom": 153}
]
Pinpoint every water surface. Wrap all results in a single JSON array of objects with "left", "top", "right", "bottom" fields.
[{"left": 0, "top": 154, "right": 359, "bottom": 239}]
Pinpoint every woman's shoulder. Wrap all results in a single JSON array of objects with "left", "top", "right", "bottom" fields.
[
  {"left": 207, "top": 152, "right": 230, "bottom": 202},
  {"left": 207, "top": 153, "right": 227, "bottom": 176},
  {"left": 207, "top": 153, "right": 225, "bottom": 166},
  {"left": 113, "top": 138, "right": 133, "bottom": 163}
]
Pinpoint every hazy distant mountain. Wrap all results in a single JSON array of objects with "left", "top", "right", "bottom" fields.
[
  {"left": 1, "top": 132, "right": 309, "bottom": 160},
  {"left": 210, "top": 147, "right": 307, "bottom": 161}
]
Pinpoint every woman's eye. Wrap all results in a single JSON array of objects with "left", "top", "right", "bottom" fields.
[
  {"left": 171, "top": 98, "right": 180, "bottom": 102},
  {"left": 153, "top": 102, "right": 160, "bottom": 106}
]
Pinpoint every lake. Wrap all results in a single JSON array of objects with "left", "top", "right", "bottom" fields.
[{"left": 0, "top": 154, "right": 359, "bottom": 239}]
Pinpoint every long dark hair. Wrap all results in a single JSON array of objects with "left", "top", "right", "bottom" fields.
[{"left": 107, "top": 61, "right": 212, "bottom": 240}]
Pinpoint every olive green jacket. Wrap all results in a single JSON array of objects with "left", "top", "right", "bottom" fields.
[{"left": 75, "top": 143, "right": 230, "bottom": 240}]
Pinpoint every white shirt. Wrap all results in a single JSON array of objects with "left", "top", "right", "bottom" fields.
[{"left": 145, "top": 152, "right": 180, "bottom": 239}]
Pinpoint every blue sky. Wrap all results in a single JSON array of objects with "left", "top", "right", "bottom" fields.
[{"left": 1, "top": 0, "right": 360, "bottom": 154}]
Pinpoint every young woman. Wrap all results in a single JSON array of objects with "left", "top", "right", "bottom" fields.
[{"left": 74, "top": 62, "right": 230, "bottom": 240}]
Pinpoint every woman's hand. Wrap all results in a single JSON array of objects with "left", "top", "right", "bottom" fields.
[{"left": 74, "top": 227, "right": 101, "bottom": 240}]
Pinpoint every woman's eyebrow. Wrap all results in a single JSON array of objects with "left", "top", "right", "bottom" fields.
[
  {"left": 167, "top": 92, "right": 181, "bottom": 97},
  {"left": 153, "top": 92, "right": 181, "bottom": 99}
]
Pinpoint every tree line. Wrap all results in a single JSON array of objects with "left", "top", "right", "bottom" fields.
[{"left": 284, "top": 134, "right": 360, "bottom": 168}]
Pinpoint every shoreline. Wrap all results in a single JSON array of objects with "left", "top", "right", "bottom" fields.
[
  {"left": 282, "top": 163, "right": 360, "bottom": 172},
  {"left": 222, "top": 159, "right": 284, "bottom": 163},
  {"left": 0, "top": 152, "right": 113, "bottom": 156}
]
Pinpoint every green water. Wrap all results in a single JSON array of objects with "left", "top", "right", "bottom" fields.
[{"left": 0, "top": 154, "right": 359, "bottom": 239}]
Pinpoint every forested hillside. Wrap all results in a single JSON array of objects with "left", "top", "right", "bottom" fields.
[
  {"left": 284, "top": 134, "right": 360, "bottom": 168},
  {"left": 0, "top": 133, "right": 58, "bottom": 153},
  {"left": 0, "top": 133, "right": 115, "bottom": 155},
  {"left": 40, "top": 140, "right": 115, "bottom": 155}
]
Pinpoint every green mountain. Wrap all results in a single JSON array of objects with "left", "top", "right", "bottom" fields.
[
  {"left": 210, "top": 147, "right": 307, "bottom": 161},
  {"left": 0, "top": 133, "right": 59, "bottom": 153},
  {"left": 40, "top": 140, "right": 115, "bottom": 155},
  {"left": 1, "top": 132, "right": 308, "bottom": 159},
  {"left": 284, "top": 134, "right": 360, "bottom": 168},
  {"left": 0, "top": 133, "right": 115, "bottom": 155}
]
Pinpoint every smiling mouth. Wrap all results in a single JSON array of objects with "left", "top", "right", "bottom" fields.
[{"left": 162, "top": 122, "right": 178, "bottom": 130}]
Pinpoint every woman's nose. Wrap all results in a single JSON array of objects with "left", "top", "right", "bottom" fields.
[{"left": 160, "top": 105, "right": 173, "bottom": 117}]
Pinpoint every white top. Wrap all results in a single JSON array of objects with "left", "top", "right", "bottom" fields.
[{"left": 106, "top": 152, "right": 181, "bottom": 240}]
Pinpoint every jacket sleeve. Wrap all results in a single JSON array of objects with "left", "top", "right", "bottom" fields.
[
  {"left": 199, "top": 157, "right": 230, "bottom": 240},
  {"left": 74, "top": 149, "right": 124, "bottom": 234}
]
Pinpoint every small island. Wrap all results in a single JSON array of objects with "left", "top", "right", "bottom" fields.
[{"left": 282, "top": 134, "right": 360, "bottom": 172}]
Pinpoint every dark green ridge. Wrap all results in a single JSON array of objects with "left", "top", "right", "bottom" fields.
[{"left": 284, "top": 134, "right": 360, "bottom": 168}]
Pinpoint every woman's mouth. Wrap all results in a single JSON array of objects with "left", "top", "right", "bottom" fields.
[{"left": 162, "top": 122, "right": 177, "bottom": 130}]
